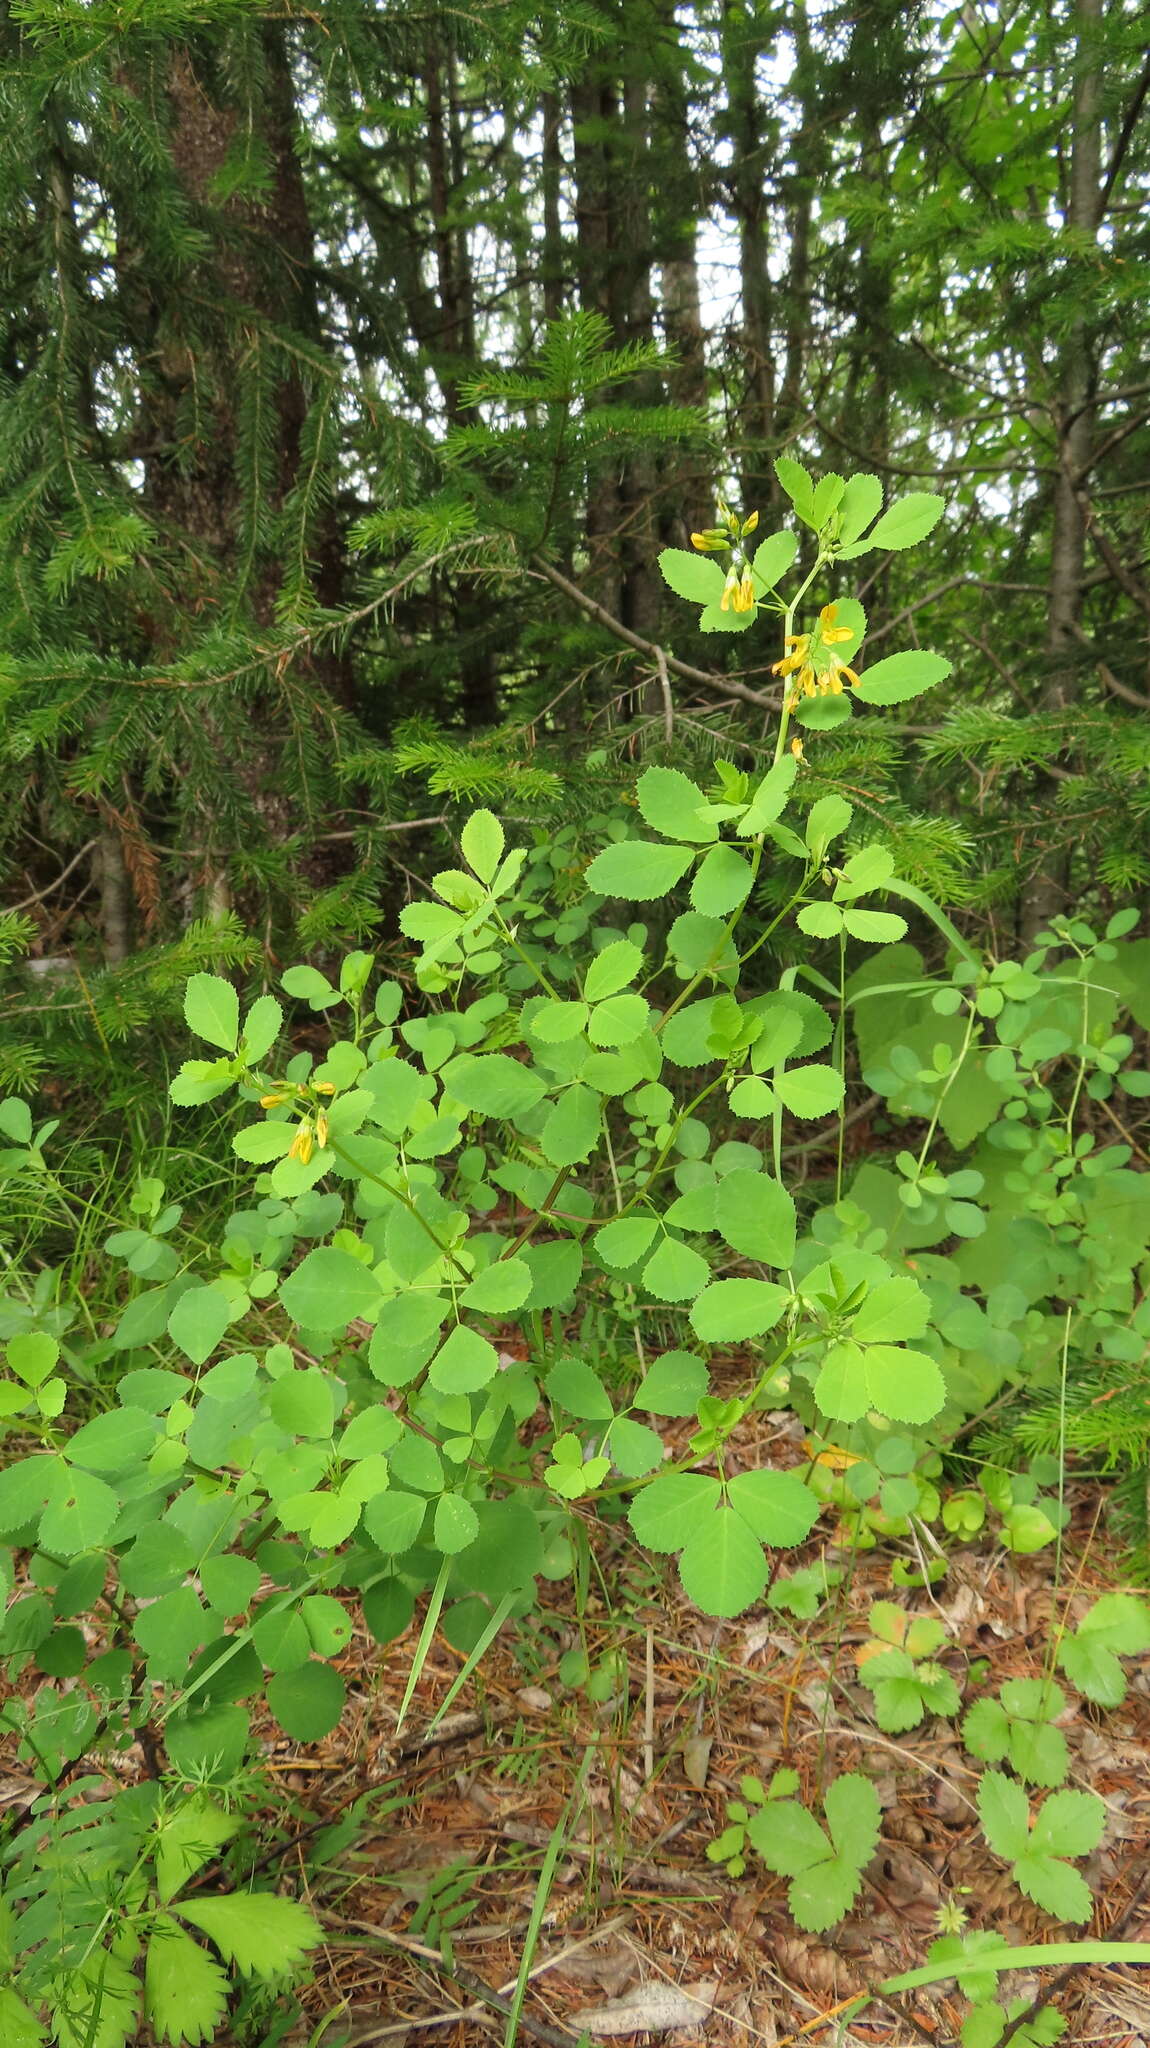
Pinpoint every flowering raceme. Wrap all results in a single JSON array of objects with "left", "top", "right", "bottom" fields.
[{"left": 773, "top": 603, "right": 860, "bottom": 708}]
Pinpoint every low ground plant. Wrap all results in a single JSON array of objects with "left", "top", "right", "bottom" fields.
[{"left": 1, "top": 464, "right": 1148, "bottom": 2040}]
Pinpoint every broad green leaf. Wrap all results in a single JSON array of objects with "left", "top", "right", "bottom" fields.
[
  {"left": 540, "top": 1083, "right": 603, "bottom": 1165},
  {"left": 588, "top": 993, "right": 649, "bottom": 1046},
  {"left": 200, "top": 1554, "right": 261, "bottom": 1616},
  {"left": 40, "top": 1468, "right": 118, "bottom": 1554},
  {"left": 836, "top": 473, "right": 883, "bottom": 545},
  {"left": 301, "top": 1594, "right": 353, "bottom": 1656},
  {"left": 775, "top": 1064, "right": 845, "bottom": 1119},
  {"left": 747, "top": 1797, "right": 830, "bottom": 1875},
  {"left": 977, "top": 1771, "right": 1030, "bottom": 1860},
  {"left": 584, "top": 938, "right": 645, "bottom": 1002},
  {"left": 690, "top": 1278, "right": 789, "bottom": 1342},
  {"left": 642, "top": 1236, "right": 710, "bottom": 1302},
  {"left": 267, "top": 1367, "right": 337, "bottom": 1438},
  {"left": 635, "top": 1349, "right": 709, "bottom": 1415},
  {"left": 430, "top": 1324, "right": 500, "bottom": 1394},
  {"left": 594, "top": 1215, "right": 659, "bottom": 1269},
  {"left": 842, "top": 908, "right": 909, "bottom": 942},
  {"left": 279, "top": 1246, "right": 382, "bottom": 1332},
  {"left": 657, "top": 549, "right": 726, "bottom": 607},
  {"left": 814, "top": 1341, "right": 945, "bottom": 1425},
  {"left": 728, "top": 1076, "right": 775, "bottom": 1117},
  {"left": 362, "top": 1489, "right": 427, "bottom": 1552},
  {"left": 1075, "top": 1592, "right": 1150, "bottom": 1654},
  {"left": 584, "top": 840, "right": 695, "bottom": 900},
  {"left": 1031, "top": 1789, "right": 1106, "bottom": 1861},
  {"left": 627, "top": 1472, "right": 720, "bottom": 1552},
  {"left": 233, "top": 1121, "right": 296, "bottom": 1163},
  {"left": 798, "top": 902, "right": 845, "bottom": 938},
  {"left": 1011, "top": 1854, "right": 1094, "bottom": 1924},
  {"left": 637, "top": 765, "right": 717, "bottom": 844},
  {"left": 805, "top": 795, "right": 853, "bottom": 857},
  {"left": 460, "top": 1256, "right": 532, "bottom": 1313},
  {"left": 545, "top": 1356, "right": 614, "bottom": 1421},
  {"left": 530, "top": 999, "right": 590, "bottom": 1042},
  {"left": 824, "top": 1772, "right": 882, "bottom": 1868},
  {"left": 155, "top": 1795, "right": 241, "bottom": 1903},
  {"left": 751, "top": 528, "right": 798, "bottom": 588},
  {"left": 168, "top": 1284, "right": 233, "bottom": 1365},
  {"left": 699, "top": 597, "right": 756, "bottom": 633},
  {"left": 175, "top": 1892, "right": 323, "bottom": 1979},
  {"left": 792, "top": 692, "right": 852, "bottom": 730},
  {"left": 282, "top": 964, "right": 339, "bottom": 1005},
  {"left": 660, "top": 996, "right": 726, "bottom": 1066},
  {"left": 690, "top": 844, "right": 753, "bottom": 917},
  {"left": 0, "top": 1455, "right": 68, "bottom": 1536},
  {"left": 727, "top": 1468, "right": 819, "bottom": 1546},
  {"left": 522, "top": 1238, "right": 583, "bottom": 1307},
  {"left": 854, "top": 650, "right": 951, "bottom": 705},
  {"left": 461, "top": 808, "right": 504, "bottom": 884},
  {"left": 134, "top": 1586, "right": 208, "bottom": 1679},
  {"left": 66, "top": 1405, "right": 158, "bottom": 1472},
  {"left": 859, "top": 491, "right": 944, "bottom": 552},
  {"left": 434, "top": 1493, "right": 480, "bottom": 1553},
  {"left": 739, "top": 756, "right": 797, "bottom": 836},
  {"left": 773, "top": 456, "right": 816, "bottom": 524},
  {"left": 678, "top": 1506, "right": 767, "bottom": 1616},
  {"left": 608, "top": 1416, "right": 664, "bottom": 1478},
  {"left": 145, "top": 1917, "right": 229, "bottom": 2046},
  {"left": 184, "top": 973, "right": 239, "bottom": 1053},
  {"left": 715, "top": 1169, "right": 796, "bottom": 1268},
  {"left": 240, "top": 995, "right": 282, "bottom": 1064},
  {"left": 266, "top": 1660, "right": 346, "bottom": 1740},
  {"left": 442, "top": 1053, "right": 547, "bottom": 1119},
  {"left": 850, "top": 1277, "right": 931, "bottom": 1344}
]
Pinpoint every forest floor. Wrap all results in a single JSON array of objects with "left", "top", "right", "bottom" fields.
[
  {"left": 260, "top": 1389, "right": 1150, "bottom": 2048},
  {"left": 4, "top": 1429, "right": 1150, "bottom": 2048}
]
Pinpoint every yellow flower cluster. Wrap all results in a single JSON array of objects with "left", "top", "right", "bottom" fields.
[
  {"left": 259, "top": 1080, "right": 336, "bottom": 1164},
  {"left": 690, "top": 505, "right": 759, "bottom": 613},
  {"left": 772, "top": 604, "right": 860, "bottom": 710}
]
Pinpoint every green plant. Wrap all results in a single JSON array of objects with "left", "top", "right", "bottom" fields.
[
  {"left": 739, "top": 1772, "right": 881, "bottom": 1933},
  {"left": 855, "top": 1600, "right": 962, "bottom": 1732},
  {"left": 1057, "top": 1593, "right": 1150, "bottom": 1707},
  {"left": 976, "top": 1774, "right": 1106, "bottom": 1923},
  {"left": 963, "top": 1679, "right": 1069, "bottom": 1789}
]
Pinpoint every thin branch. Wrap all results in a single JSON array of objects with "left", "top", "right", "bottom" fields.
[
  {"left": 528, "top": 555, "right": 778, "bottom": 711},
  {"left": 8, "top": 839, "right": 98, "bottom": 913}
]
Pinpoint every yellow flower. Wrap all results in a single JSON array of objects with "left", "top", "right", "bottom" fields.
[
  {"left": 816, "top": 603, "right": 853, "bottom": 645},
  {"left": 260, "top": 1092, "right": 285, "bottom": 1108},
  {"left": 690, "top": 527, "right": 730, "bottom": 552},
  {"left": 772, "top": 632, "right": 811, "bottom": 678},
  {"left": 719, "top": 567, "right": 741, "bottom": 611},
  {"left": 289, "top": 1121, "right": 314, "bottom": 1164},
  {"left": 790, "top": 736, "right": 804, "bottom": 761},
  {"left": 731, "top": 568, "right": 756, "bottom": 613},
  {"left": 315, "top": 1111, "right": 329, "bottom": 1149},
  {"left": 741, "top": 510, "right": 759, "bottom": 537},
  {"left": 313, "top": 1081, "right": 336, "bottom": 1097}
]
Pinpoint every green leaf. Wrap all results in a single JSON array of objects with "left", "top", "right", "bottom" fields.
[
  {"left": 727, "top": 1468, "right": 819, "bottom": 1546},
  {"left": 853, "top": 651, "right": 952, "bottom": 706},
  {"left": 240, "top": 995, "right": 283, "bottom": 1064},
  {"left": 267, "top": 1367, "right": 337, "bottom": 1438},
  {"left": 608, "top": 1416, "right": 665, "bottom": 1478},
  {"left": 278, "top": 1246, "right": 382, "bottom": 1332},
  {"left": 134, "top": 1586, "right": 208, "bottom": 1679},
  {"left": 200, "top": 1554, "right": 261, "bottom": 1617},
  {"left": 678, "top": 1506, "right": 767, "bottom": 1616},
  {"left": 642, "top": 1236, "right": 710, "bottom": 1302},
  {"left": 858, "top": 492, "right": 944, "bottom": 552},
  {"left": 738, "top": 756, "right": 798, "bottom": 836},
  {"left": 690, "top": 844, "right": 753, "bottom": 917},
  {"left": 362, "top": 1489, "right": 426, "bottom": 1552},
  {"left": 66, "top": 1405, "right": 157, "bottom": 1472},
  {"left": 842, "top": 908, "right": 908, "bottom": 942},
  {"left": 155, "top": 1795, "right": 242, "bottom": 1903},
  {"left": 461, "top": 809, "right": 504, "bottom": 884},
  {"left": 0, "top": 1454, "right": 67, "bottom": 1537},
  {"left": 183, "top": 973, "right": 239, "bottom": 1053},
  {"left": 1031, "top": 1789, "right": 1106, "bottom": 1861},
  {"left": 594, "top": 1215, "right": 659, "bottom": 1269},
  {"left": 545, "top": 1356, "right": 614, "bottom": 1421},
  {"left": 434, "top": 1492, "right": 480, "bottom": 1553},
  {"left": 773, "top": 456, "right": 816, "bottom": 524},
  {"left": 585, "top": 840, "right": 695, "bottom": 901},
  {"left": 824, "top": 1772, "right": 882, "bottom": 1868},
  {"left": 0, "top": 1098, "right": 33, "bottom": 1144},
  {"left": 460, "top": 1257, "right": 533, "bottom": 1313},
  {"left": 167, "top": 1284, "right": 233, "bottom": 1365},
  {"left": 429, "top": 1324, "right": 500, "bottom": 1394},
  {"left": 657, "top": 549, "right": 726, "bottom": 607},
  {"left": 40, "top": 1468, "right": 118, "bottom": 1554},
  {"left": 540, "top": 1084, "right": 603, "bottom": 1166},
  {"left": 836, "top": 473, "right": 883, "bottom": 545},
  {"left": 627, "top": 1473, "right": 720, "bottom": 1552},
  {"left": 751, "top": 529, "right": 799, "bottom": 588},
  {"left": 266, "top": 1660, "right": 346, "bottom": 1740},
  {"left": 145, "top": 1917, "right": 229, "bottom": 2046},
  {"left": 584, "top": 938, "right": 645, "bottom": 1002},
  {"left": 798, "top": 902, "right": 845, "bottom": 939},
  {"left": 978, "top": 1771, "right": 1030, "bottom": 1860},
  {"left": 775, "top": 1064, "right": 845, "bottom": 1119},
  {"left": 635, "top": 1349, "right": 709, "bottom": 1415},
  {"left": 233, "top": 1121, "right": 296, "bottom": 1163},
  {"left": 747, "top": 1797, "right": 831, "bottom": 1875},
  {"left": 588, "top": 993, "right": 649, "bottom": 1046},
  {"left": 814, "top": 1341, "right": 945, "bottom": 1425},
  {"left": 301, "top": 1594, "right": 354, "bottom": 1656},
  {"left": 715, "top": 1169, "right": 796, "bottom": 1268},
  {"left": 690, "top": 1279, "right": 789, "bottom": 1342},
  {"left": 805, "top": 796, "right": 853, "bottom": 858},
  {"left": 442, "top": 1053, "right": 547, "bottom": 1118},
  {"left": 530, "top": 999, "right": 590, "bottom": 1042},
  {"left": 522, "top": 1238, "right": 583, "bottom": 1308},
  {"left": 282, "top": 964, "right": 339, "bottom": 1005},
  {"left": 637, "top": 765, "right": 717, "bottom": 844},
  {"left": 174, "top": 1892, "right": 323, "bottom": 1979},
  {"left": 851, "top": 1277, "right": 931, "bottom": 1344},
  {"left": 1011, "top": 1855, "right": 1094, "bottom": 1924}
]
